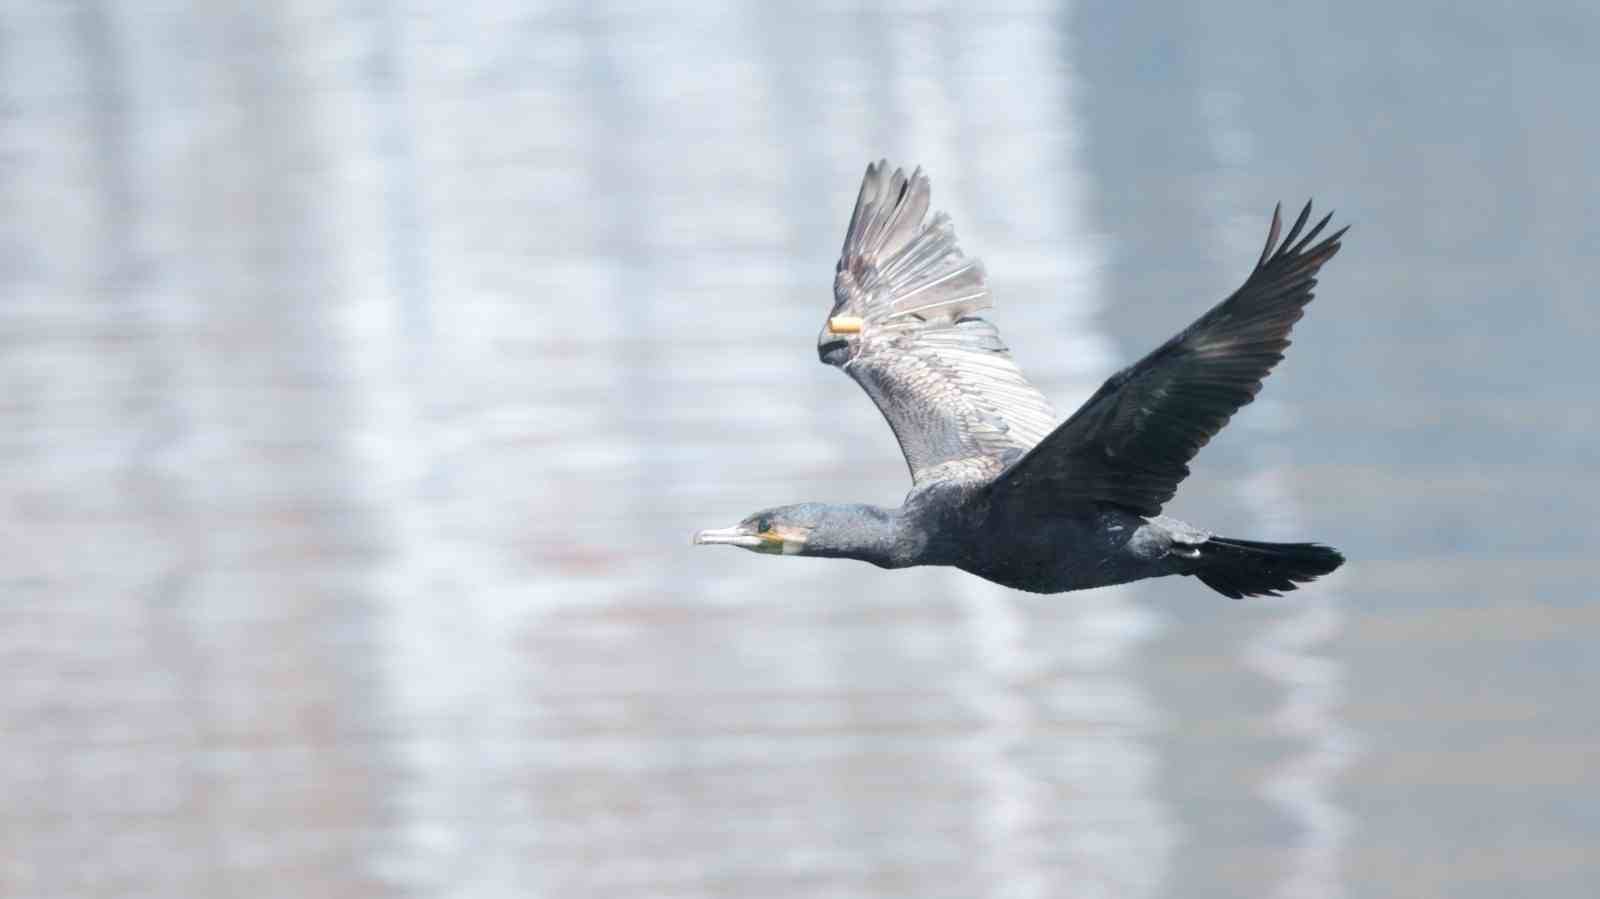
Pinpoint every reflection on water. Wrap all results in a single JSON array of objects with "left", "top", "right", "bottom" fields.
[
  {"left": 4, "top": 2, "right": 1599, "bottom": 898},
  {"left": 1240, "top": 460, "right": 1357, "bottom": 899}
]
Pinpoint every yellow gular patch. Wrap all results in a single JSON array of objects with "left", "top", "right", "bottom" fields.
[
  {"left": 764, "top": 525, "right": 810, "bottom": 555},
  {"left": 827, "top": 315, "right": 864, "bottom": 334}
]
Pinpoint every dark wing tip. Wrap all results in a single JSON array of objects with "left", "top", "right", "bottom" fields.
[
  {"left": 1287, "top": 209, "right": 1335, "bottom": 256},
  {"left": 1321, "top": 222, "right": 1351, "bottom": 256},
  {"left": 1257, "top": 202, "right": 1284, "bottom": 268},
  {"left": 1254, "top": 200, "right": 1349, "bottom": 278},
  {"left": 1280, "top": 201, "right": 1315, "bottom": 254}
]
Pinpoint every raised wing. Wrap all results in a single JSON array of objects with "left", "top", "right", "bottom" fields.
[
  {"left": 818, "top": 161, "right": 1056, "bottom": 485},
  {"left": 988, "top": 201, "right": 1347, "bottom": 517}
]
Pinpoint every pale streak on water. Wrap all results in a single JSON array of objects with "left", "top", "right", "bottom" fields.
[{"left": 6, "top": 2, "right": 1600, "bottom": 899}]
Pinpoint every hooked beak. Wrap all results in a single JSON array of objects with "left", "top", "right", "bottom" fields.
[{"left": 693, "top": 525, "right": 763, "bottom": 548}]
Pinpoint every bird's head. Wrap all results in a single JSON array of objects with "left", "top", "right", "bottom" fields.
[
  {"left": 693, "top": 503, "right": 831, "bottom": 556},
  {"left": 694, "top": 502, "right": 899, "bottom": 563}
]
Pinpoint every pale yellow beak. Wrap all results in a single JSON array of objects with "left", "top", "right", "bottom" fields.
[{"left": 693, "top": 526, "right": 763, "bottom": 548}]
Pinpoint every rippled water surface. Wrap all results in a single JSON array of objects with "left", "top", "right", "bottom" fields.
[{"left": 3, "top": 2, "right": 1598, "bottom": 897}]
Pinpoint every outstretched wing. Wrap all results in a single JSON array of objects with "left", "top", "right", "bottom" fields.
[
  {"left": 818, "top": 161, "right": 1056, "bottom": 485},
  {"left": 987, "top": 202, "right": 1347, "bottom": 517}
]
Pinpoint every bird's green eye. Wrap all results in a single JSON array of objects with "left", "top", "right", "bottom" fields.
[{"left": 755, "top": 516, "right": 771, "bottom": 532}]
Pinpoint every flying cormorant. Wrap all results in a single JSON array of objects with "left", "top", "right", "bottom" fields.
[{"left": 695, "top": 161, "right": 1346, "bottom": 597}]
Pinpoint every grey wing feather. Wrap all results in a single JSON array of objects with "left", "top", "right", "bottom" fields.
[
  {"left": 819, "top": 161, "right": 1057, "bottom": 485},
  {"left": 987, "top": 201, "right": 1348, "bottom": 517}
]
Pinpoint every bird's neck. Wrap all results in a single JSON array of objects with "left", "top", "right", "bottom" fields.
[{"left": 807, "top": 504, "right": 918, "bottom": 569}]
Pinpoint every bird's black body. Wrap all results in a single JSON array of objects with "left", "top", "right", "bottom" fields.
[
  {"left": 797, "top": 486, "right": 1220, "bottom": 594},
  {"left": 890, "top": 484, "right": 1156, "bottom": 593},
  {"left": 696, "top": 161, "right": 1346, "bottom": 598}
]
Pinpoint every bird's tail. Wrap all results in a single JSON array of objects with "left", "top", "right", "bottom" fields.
[{"left": 1189, "top": 537, "right": 1344, "bottom": 599}]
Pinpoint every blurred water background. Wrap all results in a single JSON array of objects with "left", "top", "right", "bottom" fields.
[{"left": 3, "top": 2, "right": 1598, "bottom": 897}]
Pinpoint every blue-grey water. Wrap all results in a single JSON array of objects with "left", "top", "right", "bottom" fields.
[{"left": 2, "top": 2, "right": 1597, "bottom": 897}]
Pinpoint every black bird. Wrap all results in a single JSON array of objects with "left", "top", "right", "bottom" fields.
[{"left": 695, "top": 161, "right": 1346, "bottom": 597}]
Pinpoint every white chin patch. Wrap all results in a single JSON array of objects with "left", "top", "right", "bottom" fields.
[{"left": 782, "top": 539, "right": 805, "bottom": 555}]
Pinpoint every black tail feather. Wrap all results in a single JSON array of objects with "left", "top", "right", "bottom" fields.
[{"left": 1191, "top": 537, "right": 1344, "bottom": 599}]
